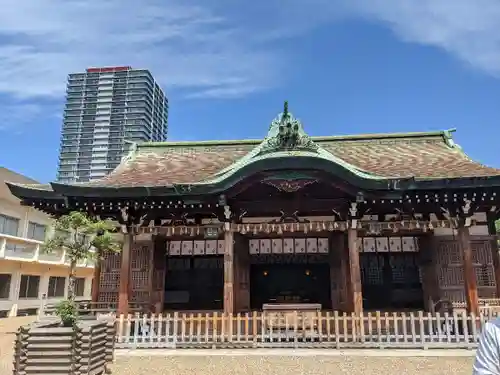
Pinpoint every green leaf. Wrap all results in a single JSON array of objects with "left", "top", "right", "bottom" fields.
[
  {"left": 55, "top": 299, "right": 78, "bottom": 327},
  {"left": 42, "top": 211, "right": 122, "bottom": 299}
]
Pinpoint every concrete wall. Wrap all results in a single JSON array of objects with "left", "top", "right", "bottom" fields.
[{"left": 0, "top": 168, "right": 94, "bottom": 317}]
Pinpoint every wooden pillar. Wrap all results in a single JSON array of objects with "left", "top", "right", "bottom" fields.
[
  {"left": 346, "top": 227, "right": 363, "bottom": 315},
  {"left": 223, "top": 226, "right": 235, "bottom": 315},
  {"left": 457, "top": 222, "right": 479, "bottom": 315},
  {"left": 418, "top": 235, "right": 439, "bottom": 311},
  {"left": 486, "top": 214, "right": 500, "bottom": 299},
  {"left": 234, "top": 234, "right": 250, "bottom": 312},
  {"left": 118, "top": 232, "right": 133, "bottom": 316},
  {"left": 328, "top": 233, "right": 344, "bottom": 311},
  {"left": 91, "top": 257, "right": 101, "bottom": 304}
]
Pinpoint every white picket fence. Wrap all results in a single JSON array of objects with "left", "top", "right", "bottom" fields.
[{"left": 110, "top": 310, "right": 499, "bottom": 349}]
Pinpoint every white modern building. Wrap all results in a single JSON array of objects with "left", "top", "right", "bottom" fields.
[
  {"left": 57, "top": 66, "right": 169, "bottom": 183},
  {"left": 0, "top": 167, "right": 93, "bottom": 317}
]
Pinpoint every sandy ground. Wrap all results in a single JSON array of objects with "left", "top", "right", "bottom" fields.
[
  {"left": 109, "top": 355, "right": 474, "bottom": 375},
  {"left": 0, "top": 316, "right": 37, "bottom": 374},
  {"left": 1, "top": 317, "right": 475, "bottom": 375}
]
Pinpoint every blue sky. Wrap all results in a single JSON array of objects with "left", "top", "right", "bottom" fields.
[{"left": 1, "top": 0, "right": 500, "bottom": 183}]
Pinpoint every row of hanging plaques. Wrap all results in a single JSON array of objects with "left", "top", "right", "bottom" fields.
[
  {"left": 360, "top": 237, "right": 419, "bottom": 253},
  {"left": 167, "top": 240, "right": 225, "bottom": 256},
  {"left": 165, "top": 236, "right": 419, "bottom": 256},
  {"left": 249, "top": 238, "right": 329, "bottom": 254}
]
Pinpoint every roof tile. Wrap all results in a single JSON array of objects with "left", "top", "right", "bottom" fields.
[{"left": 84, "top": 133, "right": 500, "bottom": 188}]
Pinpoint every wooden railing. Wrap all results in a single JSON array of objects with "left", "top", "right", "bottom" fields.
[{"left": 112, "top": 311, "right": 499, "bottom": 349}]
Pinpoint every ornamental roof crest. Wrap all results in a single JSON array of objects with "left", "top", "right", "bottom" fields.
[{"left": 259, "top": 101, "right": 319, "bottom": 155}]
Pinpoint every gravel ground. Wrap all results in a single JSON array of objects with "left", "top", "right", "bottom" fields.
[
  {"left": 109, "top": 355, "right": 474, "bottom": 375},
  {"left": 1, "top": 317, "right": 475, "bottom": 375}
]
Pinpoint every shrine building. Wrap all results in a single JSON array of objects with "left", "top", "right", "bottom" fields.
[{"left": 7, "top": 102, "right": 500, "bottom": 316}]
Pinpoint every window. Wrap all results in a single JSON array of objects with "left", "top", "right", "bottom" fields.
[
  {"left": 47, "top": 276, "right": 66, "bottom": 298},
  {"left": 27, "top": 222, "right": 46, "bottom": 241},
  {"left": 0, "top": 214, "right": 19, "bottom": 236},
  {"left": 19, "top": 275, "right": 40, "bottom": 299},
  {"left": 74, "top": 278, "right": 86, "bottom": 297},
  {"left": 0, "top": 274, "right": 11, "bottom": 299}
]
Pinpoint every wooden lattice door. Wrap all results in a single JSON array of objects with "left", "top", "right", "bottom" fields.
[
  {"left": 98, "top": 252, "right": 121, "bottom": 305},
  {"left": 130, "top": 240, "right": 153, "bottom": 307},
  {"left": 435, "top": 236, "right": 497, "bottom": 303}
]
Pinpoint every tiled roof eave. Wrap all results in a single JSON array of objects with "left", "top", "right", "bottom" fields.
[
  {"left": 5, "top": 182, "right": 60, "bottom": 200},
  {"left": 8, "top": 174, "right": 500, "bottom": 204},
  {"left": 410, "top": 175, "right": 500, "bottom": 189}
]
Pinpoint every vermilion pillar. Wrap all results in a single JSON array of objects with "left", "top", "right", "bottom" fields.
[{"left": 457, "top": 222, "right": 479, "bottom": 315}]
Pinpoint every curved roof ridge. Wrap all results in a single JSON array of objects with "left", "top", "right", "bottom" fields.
[
  {"left": 135, "top": 129, "right": 453, "bottom": 149},
  {"left": 197, "top": 102, "right": 389, "bottom": 185}
]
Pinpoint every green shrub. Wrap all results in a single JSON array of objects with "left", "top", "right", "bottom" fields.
[{"left": 55, "top": 299, "right": 78, "bottom": 327}]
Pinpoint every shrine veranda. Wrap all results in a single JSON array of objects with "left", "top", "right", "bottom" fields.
[{"left": 7, "top": 103, "right": 500, "bottom": 317}]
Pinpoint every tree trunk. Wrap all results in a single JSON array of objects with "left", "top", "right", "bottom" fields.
[{"left": 68, "top": 260, "right": 77, "bottom": 301}]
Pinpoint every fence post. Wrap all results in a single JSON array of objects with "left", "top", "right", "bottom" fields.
[
  {"left": 252, "top": 311, "right": 258, "bottom": 347},
  {"left": 359, "top": 312, "right": 365, "bottom": 343},
  {"left": 173, "top": 312, "right": 179, "bottom": 348},
  {"left": 109, "top": 310, "right": 489, "bottom": 349},
  {"left": 375, "top": 311, "right": 382, "bottom": 345},
  {"left": 418, "top": 311, "right": 426, "bottom": 349},
  {"left": 334, "top": 311, "right": 340, "bottom": 348},
  {"left": 213, "top": 312, "right": 218, "bottom": 348},
  {"left": 470, "top": 312, "right": 478, "bottom": 344}
]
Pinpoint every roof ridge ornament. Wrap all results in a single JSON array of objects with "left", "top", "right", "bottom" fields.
[{"left": 260, "top": 101, "right": 319, "bottom": 155}]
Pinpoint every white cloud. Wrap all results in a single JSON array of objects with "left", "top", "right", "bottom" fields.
[
  {"left": 0, "top": 0, "right": 291, "bottom": 100},
  {"left": 342, "top": 0, "right": 500, "bottom": 75},
  {"left": 1, "top": 0, "right": 500, "bottom": 105}
]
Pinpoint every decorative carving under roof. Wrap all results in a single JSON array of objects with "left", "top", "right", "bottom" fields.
[{"left": 259, "top": 101, "right": 319, "bottom": 155}]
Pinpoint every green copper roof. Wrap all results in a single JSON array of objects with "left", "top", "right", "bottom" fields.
[
  {"left": 191, "top": 101, "right": 388, "bottom": 186},
  {"left": 6, "top": 102, "right": 500, "bottom": 202}
]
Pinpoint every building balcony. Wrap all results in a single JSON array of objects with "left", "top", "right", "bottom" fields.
[{"left": 0, "top": 233, "right": 94, "bottom": 268}]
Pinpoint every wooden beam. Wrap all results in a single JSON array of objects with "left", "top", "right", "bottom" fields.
[
  {"left": 223, "top": 228, "right": 235, "bottom": 315},
  {"left": 234, "top": 198, "right": 349, "bottom": 215},
  {"left": 457, "top": 224, "right": 479, "bottom": 315},
  {"left": 118, "top": 232, "right": 133, "bottom": 316}
]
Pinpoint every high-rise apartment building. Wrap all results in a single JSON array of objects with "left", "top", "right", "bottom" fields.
[{"left": 57, "top": 66, "right": 168, "bottom": 183}]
